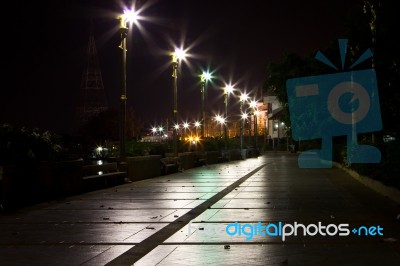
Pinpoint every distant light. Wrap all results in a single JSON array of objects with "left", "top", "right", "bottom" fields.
[
  {"left": 194, "top": 121, "right": 201, "bottom": 128},
  {"left": 174, "top": 124, "right": 180, "bottom": 130},
  {"left": 123, "top": 9, "right": 139, "bottom": 23},
  {"left": 152, "top": 127, "right": 157, "bottom": 133},
  {"left": 240, "top": 92, "right": 249, "bottom": 102},
  {"left": 183, "top": 122, "right": 190, "bottom": 129},
  {"left": 224, "top": 84, "right": 234, "bottom": 95},
  {"left": 201, "top": 71, "right": 212, "bottom": 82},
  {"left": 250, "top": 100, "right": 257, "bottom": 109},
  {"left": 158, "top": 127, "right": 163, "bottom": 132},
  {"left": 119, "top": 8, "right": 140, "bottom": 27},
  {"left": 241, "top": 113, "right": 248, "bottom": 120},
  {"left": 383, "top": 135, "right": 396, "bottom": 142},
  {"left": 172, "top": 47, "right": 187, "bottom": 63}
]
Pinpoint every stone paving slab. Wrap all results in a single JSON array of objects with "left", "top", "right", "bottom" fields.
[
  {"left": 1, "top": 154, "right": 400, "bottom": 265},
  {"left": 135, "top": 243, "right": 400, "bottom": 266}
]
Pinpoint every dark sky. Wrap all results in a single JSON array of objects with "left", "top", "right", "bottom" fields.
[{"left": 3, "top": 0, "right": 364, "bottom": 135}]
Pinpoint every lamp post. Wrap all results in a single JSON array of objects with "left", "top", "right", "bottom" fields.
[
  {"left": 194, "top": 121, "right": 201, "bottom": 136},
  {"left": 215, "top": 115, "right": 224, "bottom": 137},
  {"left": 117, "top": 9, "right": 138, "bottom": 165},
  {"left": 158, "top": 126, "right": 163, "bottom": 143},
  {"left": 200, "top": 71, "right": 212, "bottom": 138},
  {"left": 152, "top": 127, "right": 157, "bottom": 142},
  {"left": 254, "top": 110, "right": 259, "bottom": 152},
  {"left": 174, "top": 124, "right": 180, "bottom": 145},
  {"left": 171, "top": 48, "right": 186, "bottom": 157},
  {"left": 239, "top": 92, "right": 249, "bottom": 158},
  {"left": 183, "top": 122, "right": 190, "bottom": 137},
  {"left": 249, "top": 100, "right": 258, "bottom": 151},
  {"left": 223, "top": 84, "right": 234, "bottom": 150}
]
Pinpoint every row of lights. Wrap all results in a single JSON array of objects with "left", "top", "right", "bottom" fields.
[
  {"left": 118, "top": 6, "right": 264, "bottom": 159},
  {"left": 151, "top": 121, "right": 202, "bottom": 134}
]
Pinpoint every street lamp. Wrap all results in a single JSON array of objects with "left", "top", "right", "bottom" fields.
[
  {"left": 158, "top": 126, "right": 163, "bottom": 142},
  {"left": 239, "top": 92, "right": 249, "bottom": 157},
  {"left": 117, "top": 8, "right": 139, "bottom": 164},
  {"left": 171, "top": 47, "right": 187, "bottom": 157},
  {"left": 152, "top": 127, "right": 157, "bottom": 142},
  {"left": 215, "top": 114, "right": 225, "bottom": 137},
  {"left": 254, "top": 110, "right": 260, "bottom": 151},
  {"left": 200, "top": 71, "right": 212, "bottom": 138},
  {"left": 249, "top": 99, "right": 259, "bottom": 152},
  {"left": 194, "top": 121, "right": 201, "bottom": 136},
  {"left": 223, "top": 84, "right": 234, "bottom": 150},
  {"left": 183, "top": 122, "right": 190, "bottom": 136}
]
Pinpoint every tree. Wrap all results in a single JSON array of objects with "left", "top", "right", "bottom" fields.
[{"left": 344, "top": 1, "right": 400, "bottom": 135}]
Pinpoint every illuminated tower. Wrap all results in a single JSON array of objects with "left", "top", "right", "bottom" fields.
[{"left": 76, "top": 28, "right": 108, "bottom": 125}]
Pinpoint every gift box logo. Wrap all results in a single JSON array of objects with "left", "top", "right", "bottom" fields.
[{"left": 286, "top": 39, "right": 382, "bottom": 168}]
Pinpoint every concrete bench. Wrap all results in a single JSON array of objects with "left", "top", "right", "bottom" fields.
[
  {"left": 194, "top": 152, "right": 206, "bottom": 167},
  {"left": 82, "top": 162, "right": 126, "bottom": 191},
  {"left": 126, "top": 155, "right": 161, "bottom": 181},
  {"left": 160, "top": 157, "right": 179, "bottom": 175}
]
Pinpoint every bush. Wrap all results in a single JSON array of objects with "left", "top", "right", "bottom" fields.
[
  {"left": 126, "top": 141, "right": 152, "bottom": 157},
  {"left": 332, "top": 135, "right": 400, "bottom": 189},
  {"left": 0, "top": 124, "right": 62, "bottom": 165},
  {"left": 203, "top": 137, "right": 222, "bottom": 151},
  {"left": 373, "top": 140, "right": 400, "bottom": 188}
]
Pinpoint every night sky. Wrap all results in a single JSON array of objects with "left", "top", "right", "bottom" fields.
[{"left": 3, "top": 0, "right": 363, "bottom": 135}]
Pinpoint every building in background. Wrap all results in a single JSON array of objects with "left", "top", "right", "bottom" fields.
[{"left": 264, "top": 94, "right": 288, "bottom": 150}]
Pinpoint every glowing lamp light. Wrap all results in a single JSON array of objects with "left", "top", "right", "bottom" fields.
[
  {"left": 250, "top": 100, "right": 257, "bottom": 109},
  {"left": 119, "top": 8, "right": 140, "bottom": 28},
  {"left": 240, "top": 92, "right": 249, "bottom": 102},
  {"left": 201, "top": 71, "right": 212, "bottom": 82},
  {"left": 172, "top": 47, "right": 187, "bottom": 63},
  {"left": 224, "top": 84, "right": 234, "bottom": 95}
]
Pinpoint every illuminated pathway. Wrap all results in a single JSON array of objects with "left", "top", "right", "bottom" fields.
[{"left": 0, "top": 153, "right": 399, "bottom": 265}]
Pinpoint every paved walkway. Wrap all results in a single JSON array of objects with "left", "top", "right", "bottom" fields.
[{"left": 1, "top": 153, "right": 399, "bottom": 265}]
